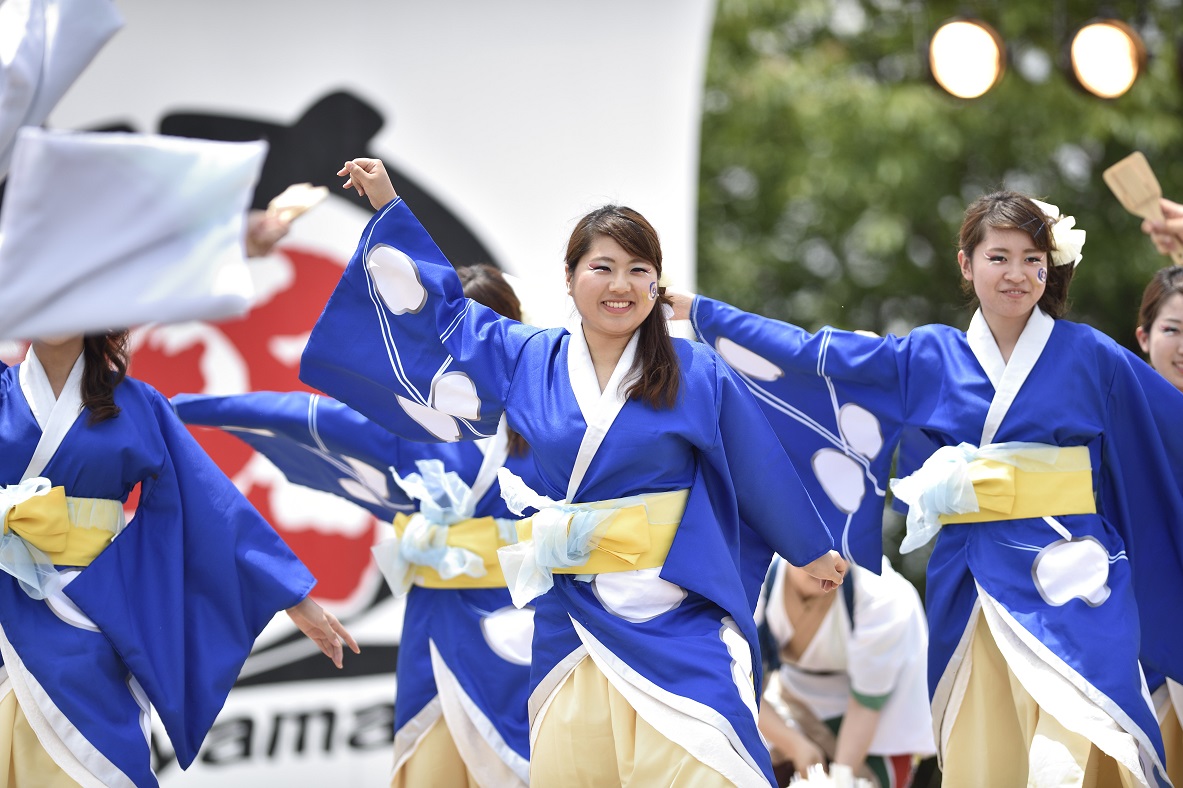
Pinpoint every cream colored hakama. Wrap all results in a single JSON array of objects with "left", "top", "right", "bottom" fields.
[
  {"left": 0, "top": 689, "right": 79, "bottom": 788},
  {"left": 530, "top": 656, "right": 731, "bottom": 787},
  {"left": 943, "top": 613, "right": 1139, "bottom": 788}
]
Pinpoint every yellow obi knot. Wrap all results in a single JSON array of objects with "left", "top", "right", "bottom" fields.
[
  {"left": 2, "top": 484, "right": 123, "bottom": 567},
  {"left": 893, "top": 442, "right": 1096, "bottom": 554},
  {"left": 938, "top": 446, "right": 1096, "bottom": 525},
  {"left": 391, "top": 513, "right": 511, "bottom": 589},
  {"left": 515, "top": 489, "right": 688, "bottom": 575}
]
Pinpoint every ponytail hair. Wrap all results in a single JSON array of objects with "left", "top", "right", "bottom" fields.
[{"left": 82, "top": 331, "right": 130, "bottom": 425}]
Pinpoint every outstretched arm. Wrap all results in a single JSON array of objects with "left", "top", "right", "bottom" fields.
[
  {"left": 690, "top": 293, "right": 909, "bottom": 571},
  {"left": 301, "top": 161, "right": 545, "bottom": 443}
]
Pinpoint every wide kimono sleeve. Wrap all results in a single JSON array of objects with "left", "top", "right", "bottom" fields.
[
  {"left": 172, "top": 390, "right": 414, "bottom": 520},
  {"left": 300, "top": 197, "right": 545, "bottom": 443},
  {"left": 689, "top": 295, "right": 909, "bottom": 569},
  {"left": 61, "top": 387, "right": 315, "bottom": 769},
  {"left": 715, "top": 356, "right": 835, "bottom": 571},
  {"left": 1097, "top": 347, "right": 1183, "bottom": 684}
]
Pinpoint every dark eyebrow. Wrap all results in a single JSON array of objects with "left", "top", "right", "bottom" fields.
[{"left": 588, "top": 255, "right": 651, "bottom": 266}]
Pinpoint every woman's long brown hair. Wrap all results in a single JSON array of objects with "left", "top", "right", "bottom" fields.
[
  {"left": 82, "top": 331, "right": 130, "bottom": 425},
  {"left": 564, "top": 206, "right": 680, "bottom": 409},
  {"left": 457, "top": 264, "right": 529, "bottom": 456}
]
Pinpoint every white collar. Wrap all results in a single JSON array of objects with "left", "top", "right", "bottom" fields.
[
  {"left": 564, "top": 323, "right": 640, "bottom": 501},
  {"left": 966, "top": 307, "right": 1055, "bottom": 446},
  {"left": 18, "top": 345, "right": 86, "bottom": 480}
]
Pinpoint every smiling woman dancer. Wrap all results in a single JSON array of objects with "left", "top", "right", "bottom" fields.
[
  {"left": 1136, "top": 266, "right": 1183, "bottom": 394},
  {"left": 299, "top": 157, "right": 847, "bottom": 787},
  {"left": 674, "top": 191, "right": 1183, "bottom": 787}
]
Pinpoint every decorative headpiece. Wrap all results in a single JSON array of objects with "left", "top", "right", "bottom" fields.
[{"left": 1031, "top": 199, "right": 1085, "bottom": 267}]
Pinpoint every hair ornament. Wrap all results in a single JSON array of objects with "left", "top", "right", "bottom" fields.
[{"left": 1031, "top": 199, "right": 1085, "bottom": 267}]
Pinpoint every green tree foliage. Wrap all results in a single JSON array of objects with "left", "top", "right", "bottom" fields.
[
  {"left": 699, "top": 0, "right": 1183, "bottom": 343},
  {"left": 698, "top": 0, "right": 1183, "bottom": 588}
]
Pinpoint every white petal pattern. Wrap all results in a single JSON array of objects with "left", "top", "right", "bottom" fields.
[
  {"left": 396, "top": 394, "right": 461, "bottom": 442},
  {"left": 480, "top": 606, "right": 535, "bottom": 666},
  {"left": 1032, "top": 537, "right": 1111, "bottom": 607},
  {"left": 811, "top": 448, "right": 866, "bottom": 514},
  {"left": 838, "top": 403, "right": 883, "bottom": 460},
  {"left": 714, "top": 337, "right": 783, "bottom": 381},
  {"left": 430, "top": 371, "right": 481, "bottom": 420},
  {"left": 367, "top": 244, "right": 428, "bottom": 315}
]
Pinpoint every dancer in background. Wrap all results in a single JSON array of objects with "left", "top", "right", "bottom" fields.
[
  {"left": 174, "top": 264, "right": 538, "bottom": 788},
  {"left": 756, "top": 556, "right": 933, "bottom": 788},
  {"left": 1134, "top": 264, "right": 1183, "bottom": 787},
  {"left": 0, "top": 331, "right": 355, "bottom": 787},
  {"left": 674, "top": 191, "right": 1183, "bottom": 786},
  {"left": 299, "top": 157, "right": 846, "bottom": 786},
  {"left": 1135, "top": 266, "right": 1183, "bottom": 395}
]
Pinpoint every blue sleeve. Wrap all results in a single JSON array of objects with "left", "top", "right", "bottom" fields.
[
  {"left": 712, "top": 357, "right": 834, "bottom": 569},
  {"left": 63, "top": 388, "right": 315, "bottom": 769},
  {"left": 300, "top": 198, "right": 545, "bottom": 443},
  {"left": 1098, "top": 349, "right": 1183, "bottom": 684},
  {"left": 690, "top": 295, "right": 909, "bottom": 569},
  {"left": 171, "top": 390, "right": 413, "bottom": 520}
]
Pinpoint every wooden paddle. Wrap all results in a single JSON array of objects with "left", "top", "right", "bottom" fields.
[{"left": 1103, "top": 152, "right": 1183, "bottom": 265}]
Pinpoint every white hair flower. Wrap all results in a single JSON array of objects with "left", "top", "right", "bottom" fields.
[{"left": 1031, "top": 199, "right": 1085, "bottom": 267}]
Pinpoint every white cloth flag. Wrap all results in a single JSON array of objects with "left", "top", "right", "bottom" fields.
[
  {"left": 0, "top": 128, "right": 267, "bottom": 340},
  {"left": 0, "top": 0, "right": 124, "bottom": 180}
]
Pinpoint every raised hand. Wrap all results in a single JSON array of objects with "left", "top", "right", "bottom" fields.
[{"left": 337, "top": 158, "right": 398, "bottom": 210}]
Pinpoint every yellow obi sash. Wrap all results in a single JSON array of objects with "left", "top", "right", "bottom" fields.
[
  {"left": 892, "top": 443, "right": 1095, "bottom": 554},
  {"left": 939, "top": 446, "right": 1095, "bottom": 525},
  {"left": 514, "top": 489, "right": 687, "bottom": 575},
  {"left": 495, "top": 469, "right": 690, "bottom": 608},
  {"left": 391, "top": 513, "right": 511, "bottom": 589},
  {"left": 2, "top": 482, "right": 123, "bottom": 567}
]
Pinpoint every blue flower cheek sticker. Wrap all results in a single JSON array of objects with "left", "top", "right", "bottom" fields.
[
  {"left": 1037, "top": 268, "right": 1046, "bottom": 283},
  {"left": 649, "top": 281, "right": 658, "bottom": 300}
]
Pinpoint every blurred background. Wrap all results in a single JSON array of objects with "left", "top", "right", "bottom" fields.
[{"left": 10, "top": 0, "right": 1182, "bottom": 783}]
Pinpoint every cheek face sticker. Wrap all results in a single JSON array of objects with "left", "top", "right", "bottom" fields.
[
  {"left": 649, "top": 281, "right": 658, "bottom": 300},
  {"left": 1037, "top": 268, "right": 1046, "bottom": 283}
]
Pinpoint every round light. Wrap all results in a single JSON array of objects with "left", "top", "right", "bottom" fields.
[
  {"left": 1070, "top": 21, "right": 1144, "bottom": 99},
  {"left": 929, "top": 19, "right": 1006, "bottom": 99}
]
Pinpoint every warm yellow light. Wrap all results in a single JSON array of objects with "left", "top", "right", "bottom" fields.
[
  {"left": 929, "top": 20, "right": 1005, "bottom": 99},
  {"left": 1070, "top": 21, "right": 1143, "bottom": 99}
]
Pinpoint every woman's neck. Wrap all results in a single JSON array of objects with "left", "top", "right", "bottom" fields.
[
  {"left": 981, "top": 310, "right": 1032, "bottom": 364},
  {"left": 32, "top": 338, "right": 84, "bottom": 400},
  {"left": 581, "top": 326, "right": 632, "bottom": 392}
]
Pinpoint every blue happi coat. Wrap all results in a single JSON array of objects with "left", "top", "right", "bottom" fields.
[
  {"left": 690, "top": 295, "right": 1183, "bottom": 786},
  {"left": 0, "top": 358, "right": 313, "bottom": 787},
  {"left": 298, "top": 198, "right": 836, "bottom": 786},
  {"left": 172, "top": 390, "right": 536, "bottom": 786}
]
